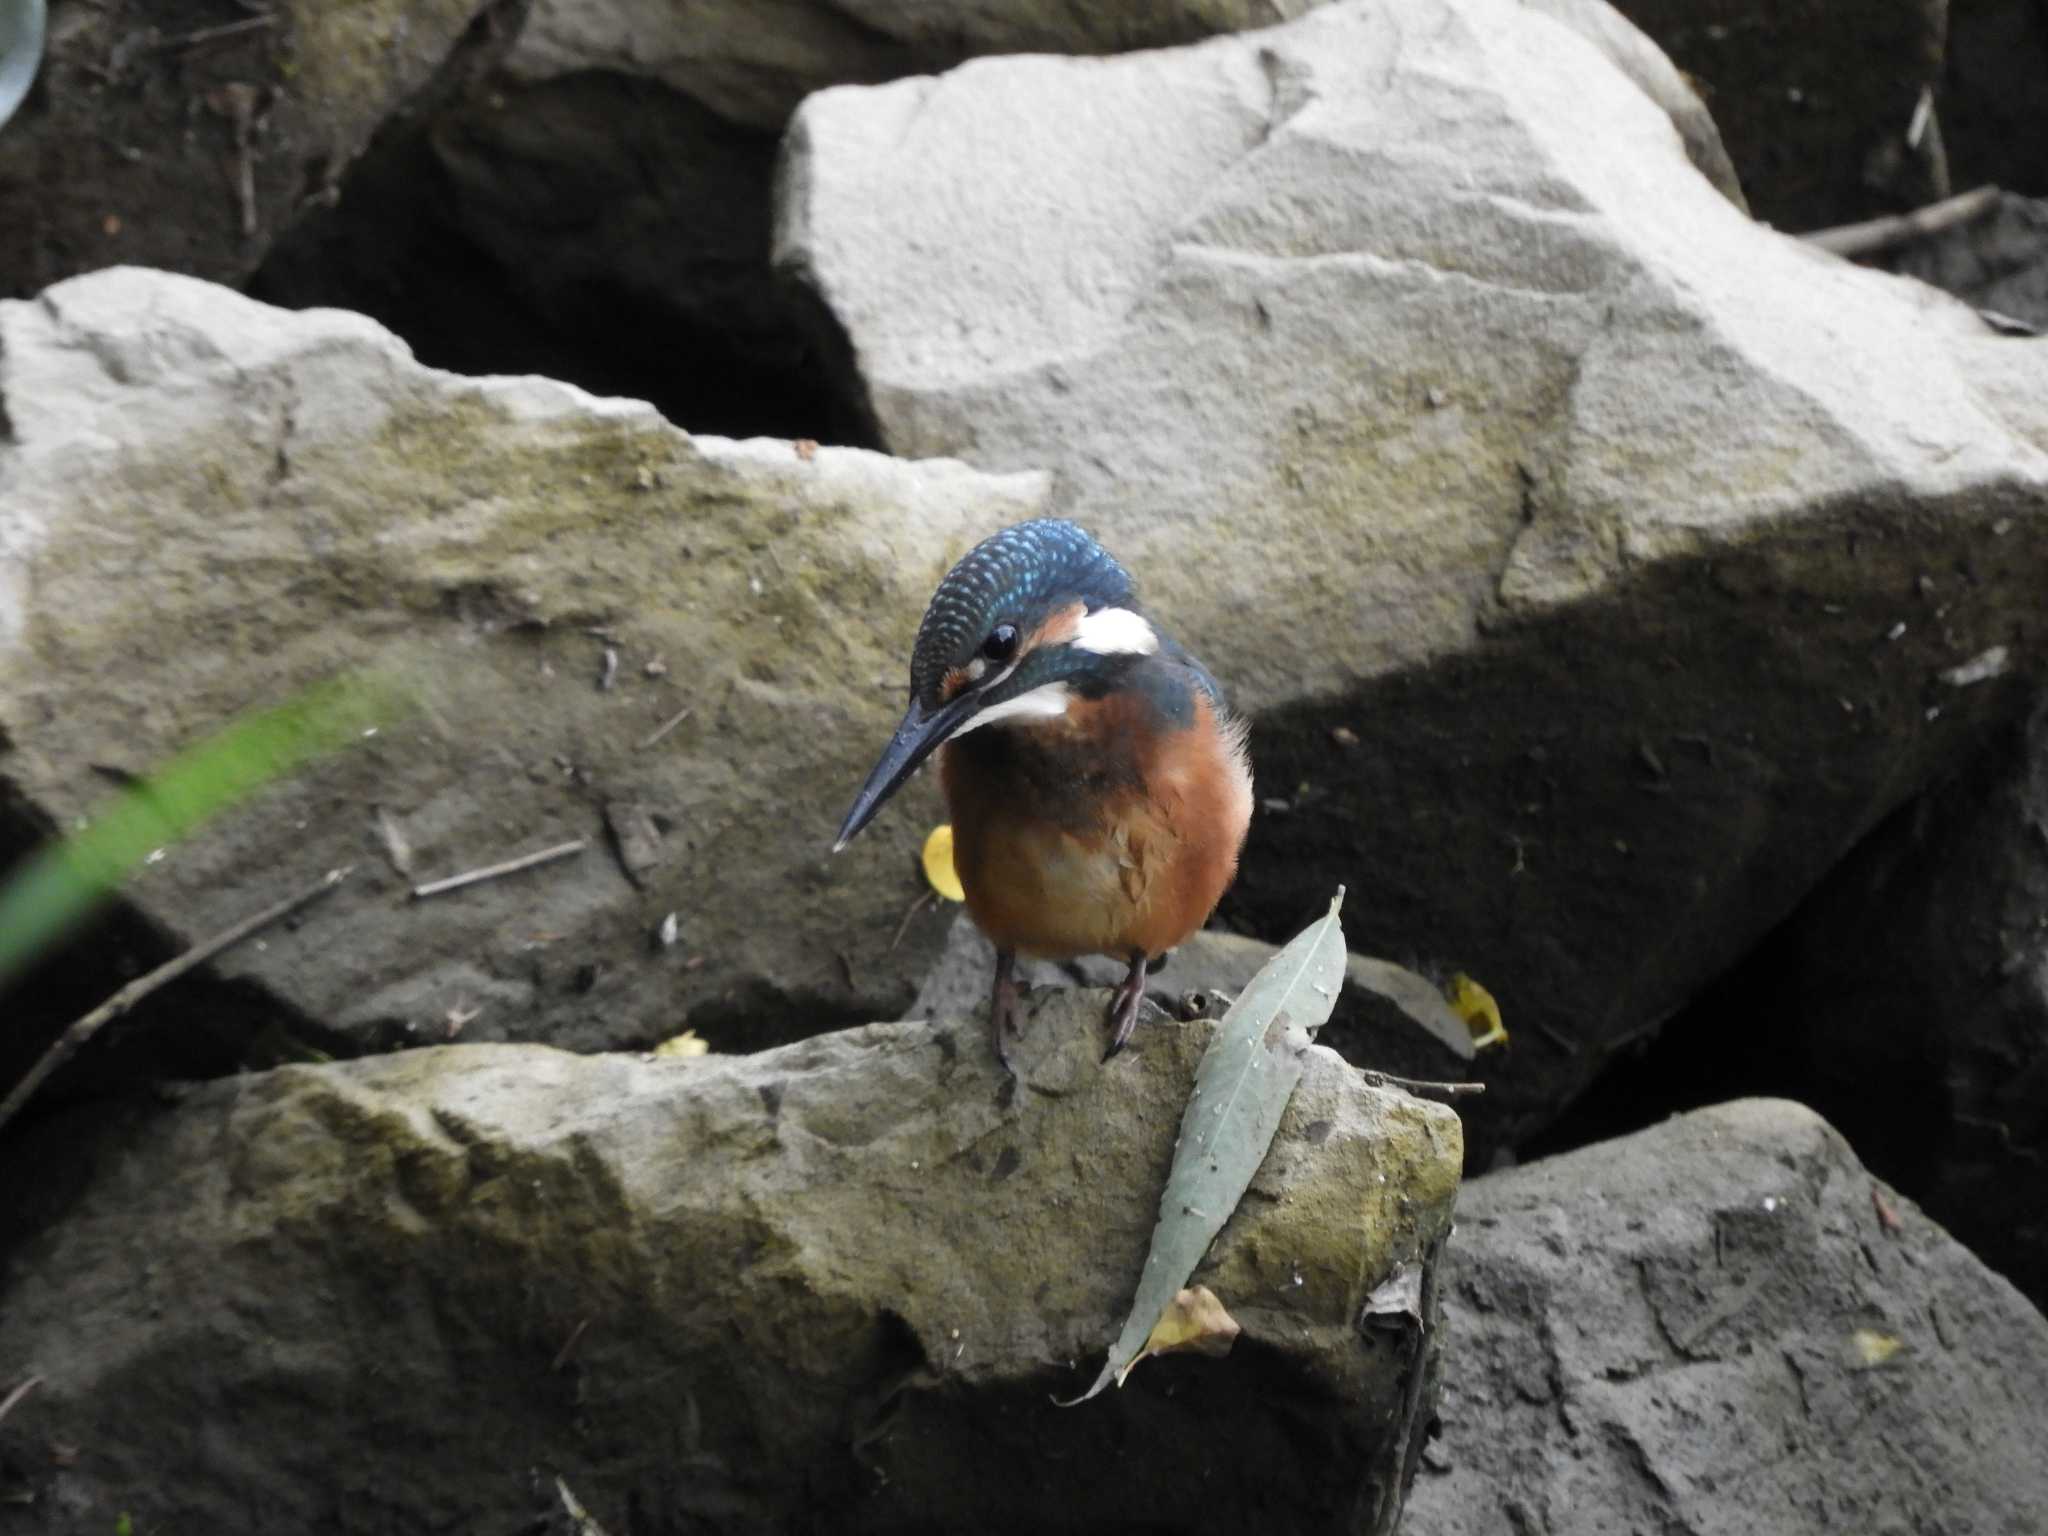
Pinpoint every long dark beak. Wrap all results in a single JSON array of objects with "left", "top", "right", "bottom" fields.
[{"left": 834, "top": 695, "right": 974, "bottom": 852}]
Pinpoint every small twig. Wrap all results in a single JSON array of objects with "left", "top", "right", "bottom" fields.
[
  {"left": 204, "top": 83, "right": 265, "bottom": 238},
  {"left": 1358, "top": 1069, "right": 1486, "bottom": 1099},
  {"left": 598, "top": 646, "right": 619, "bottom": 693},
  {"left": 410, "top": 839, "right": 587, "bottom": 900},
  {"left": 1803, "top": 184, "right": 2000, "bottom": 258},
  {"left": 373, "top": 805, "right": 414, "bottom": 877},
  {"left": 551, "top": 1318, "right": 591, "bottom": 1372},
  {"left": 888, "top": 889, "right": 937, "bottom": 953},
  {"left": 555, "top": 1477, "right": 614, "bottom": 1536},
  {"left": 0, "top": 868, "right": 351, "bottom": 1134},
  {"left": 0, "top": 1376, "right": 44, "bottom": 1427},
  {"left": 638, "top": 706, "right": 692, "bottom": 750},
  {"left": 152, "top": 14, "right": 276, "bottom": 50}
]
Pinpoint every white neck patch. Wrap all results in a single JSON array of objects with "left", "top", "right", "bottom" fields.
[
  {"left": 949, "top": 681, "right": 1074, "bottom": 739},
  {"left": 1071, "top": 606, "right": 1159, "bottom": 657}
]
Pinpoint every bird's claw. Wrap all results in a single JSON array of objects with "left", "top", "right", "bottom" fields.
[
  {"left": 1103, "top": 953, "right": 1149, "bottom": 1061},
  {"left": 990, "top": 948, "right": 1021, "bottom": 1079}
]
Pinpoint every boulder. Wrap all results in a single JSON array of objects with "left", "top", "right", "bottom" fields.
[
  {"left": 0, "top": 0, "right": 525, "bottom": 297},
  {"left": 909, "top": 911, "right": 1477, "bottom": 1084},
  {"left": 1883, "top": 190, "right": 2048, "bottom": 334},
  {"left": 1610, "top": 0, "right": 1951, "bottom": 227},
  {"left": 775, "top": 0, "right": 2048, "bottom": 1154},
  {"left": 0, "top": 267, "right": 1050, "bottom": 1084},
  {"left": 250, "top": 1, "right": 1346, "bottom": 442},
  {"left": 1406, "top": 1099, "right": 2048, "bottom": 1534},
  {"left": 251, "top": 0, "right": 1735, "bottom": 446},
  {"left": 503, "top": 0, "right": 1320, "bottom": 131},
  {"left": 1698, "top": 698, "right": 2048, "bottom": 1308},
  {"left": 0, "top": 999, "right": 1464, "bottom": 1533}
]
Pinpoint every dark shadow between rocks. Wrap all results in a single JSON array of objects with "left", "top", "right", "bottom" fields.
[
  {"left": 0, "top": 793, "right": 350, "bottom": 1120},
  {"left": 1225, "top": 488, "right": 2039, "bottom": 1167},
  {"left": 1528, "top": 709, "right": 2048, "bottom": 1312},
  {"left": 250, "top": 70, "right": 878, "bottom": 446}
]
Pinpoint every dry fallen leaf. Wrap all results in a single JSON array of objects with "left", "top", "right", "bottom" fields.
[
  {"left": 1115, "top": 1286, "right": 1241, "bottom": 1385},
  {"left": 1848, "top": 1328, "right": 1904, "bottom": 1369},
  {"left": 1447, "top": 973, "right": 1507, "bottom": 1049},
  {"left": 1363, "top": 1262, "right": 1424, "bottom": 1327},
  {"left": 922, "top": 824, "right": 965, "bottom": 902},
  {"left": 652, "top": 1029, "right": 710, "bottom": 1059}
]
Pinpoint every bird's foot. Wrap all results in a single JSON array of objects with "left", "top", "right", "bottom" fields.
[
  {"left": 990, "top": 947, "right": 1021, "bottom": 1078},
  {"left": 1102, "top": 952, "right": 1150, "bottom": 1062}
]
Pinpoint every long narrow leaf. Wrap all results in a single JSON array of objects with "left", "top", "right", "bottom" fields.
[
  {"left": 0, "top": 672, "right": 404, "bottom": 990},
  {"left": 1061, "top": 888, "right": 1348, "bottom": 1404}
]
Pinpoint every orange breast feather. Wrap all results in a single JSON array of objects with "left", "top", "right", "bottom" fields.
[{"left": 940, "top": 691, "right": 1251, "bottom": 962}]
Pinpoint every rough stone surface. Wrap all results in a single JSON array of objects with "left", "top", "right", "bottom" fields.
[
  {"left": 1712, "top": 698, "right": 2048, "bottom": 1309},
  {"left": 1611, "top": 0, "right": 1951, "bottom": 228},
  {"left": 777, "top": 0, "right": 2048, "bottom": 1155},
  {"left": 1884, "top": 191, "right": 2048, "bottom": 334},
  {"left": 252, "top": 0, "right": 1733, "bottom": 448},
  {"left": 0, "top": 0, "right": 524, "bottom": 298},
  {"left": 0, "top": 999, "right": 1464, "bottom": 1534},
  {"left": 0, "top": 267, "right": 1051, "bottom": 1083},
  {"left": 1407, "top": 1099, "right": 2048, "bottom": 1535},
  {"left": 1944, "top": 0, "right": 2048, "bottom": 201},
  {"left": 909, "top": 912, "right": 1476, "bottom": 1083},
  {"left": 1523, "top": 0, "right": 1743, "bottom": 209},
  {"left": 504, "top": 0, "right": 1318, "bottom": 130}
]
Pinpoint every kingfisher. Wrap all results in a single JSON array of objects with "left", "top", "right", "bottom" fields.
[{"left": 835, "top": 519, "right": 1254, "bottom": 1071}]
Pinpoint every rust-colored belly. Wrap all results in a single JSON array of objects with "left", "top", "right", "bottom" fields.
[{"left": 939, "top": 693, "right": 1252, "bottom": 962}]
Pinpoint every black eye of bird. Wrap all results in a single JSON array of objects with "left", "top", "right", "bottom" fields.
[{"left": 980, "top": 624, "right": 1020, "bottom": 665}]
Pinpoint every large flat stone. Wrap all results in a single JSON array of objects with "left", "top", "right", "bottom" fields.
[
  {"left": 0, "top": 998, "right": 1463, "bottom": 1533},
  {"left": 1407, "top": 1099, "right": 2048, "bottom": 1534},
  {"left": 504, "top": 0, "right": 1320, "bottom": 129},
  {"left": 0, "top": 267, "right": 1049, "bottom": 1073},
  {"left": 775, "top": 0, "right": 2048, "bottom": 1151}
]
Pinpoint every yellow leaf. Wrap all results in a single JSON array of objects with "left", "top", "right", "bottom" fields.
[
  {"left": 652, "top": 1029, "right": 710, "bottom": 1059},
  {"left": 1447, "top": 973, "right": 1507, "bottom": 1050},
  {"left": 1113, "top": 1285, "right": 1242, "bottom": 1387},
  {"left": 922, "top": 823, "right": 965, "bottom": 902},
  {"left": 1848, "top": 1328, "right": 1903, "bottom": 1368}
]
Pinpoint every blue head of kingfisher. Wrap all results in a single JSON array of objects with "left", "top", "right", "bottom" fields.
[
  {"left": 833, "top": 518, "right": 1159, "bottom": 852},
  {"left": 835, "top": 518, "right": 1254, "bottom": 1071}
]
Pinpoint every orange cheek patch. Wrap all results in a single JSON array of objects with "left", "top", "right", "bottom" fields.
[
  {"left": 1028, "top": 601, "right": 1087, "bottom": 652},
  {"left": 940, "top": 667, "right": 971, "bottom": 702}
]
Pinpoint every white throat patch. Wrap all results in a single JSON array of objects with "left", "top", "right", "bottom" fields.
[
  {"left": 1071, "top": 606, "right": 1159, "bottom": 657},
  {"left": 949, "top": 681, "right": 1074, "bottom": 739}
]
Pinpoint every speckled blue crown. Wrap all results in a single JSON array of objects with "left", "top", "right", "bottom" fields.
[{"left": 910, "top": 520, "right": 1133, "bottom": 705}]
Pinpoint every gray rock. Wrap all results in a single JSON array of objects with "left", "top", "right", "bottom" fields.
[
  {"left": 776, "top": 0, "right": 2048, "bottom": 1154},
  {"left": 506, "top": 0, "right": 1322, "bottom": 130},
  {"left": 1523, "top": 0, "right": 1744, "bottom": 208},
  {"left": 910, "top": 912, "right": 1476, "bottom": 1080},
  {"left": 1406, "top": 1099, "right": 2048, "bottom": 1535},
  {"left": 0, "top": 267, "right": 1050, "bottom": 1072},
  {"left": 1713, "top": 695, "right": 2048, "bottom": 1308},
  {"left": 0, "top": 1000, "right": 1464, "bottom": 1534},
  {"left": 1884, "top": 191, "right": 2048, "bottom": 334},
  {"left": 257, "top": 2, "right": 1355, "bottom": 446},
  {"left": 0, "top": 0, "right": 523, "bottom": 296}
]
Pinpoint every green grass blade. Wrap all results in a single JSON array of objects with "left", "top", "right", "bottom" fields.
[{"left": 0, "top": 672, "right": 404, "bottom": 990}]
